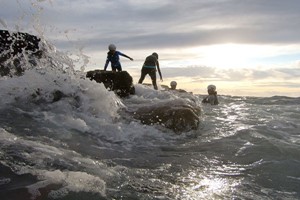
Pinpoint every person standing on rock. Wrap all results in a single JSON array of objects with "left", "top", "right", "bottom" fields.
[
  {"left": 138, "top": 52, "right": 163, "bottom": 90},
  {"left": 104, "top": 44, "right": 133, "bottom": 72}
]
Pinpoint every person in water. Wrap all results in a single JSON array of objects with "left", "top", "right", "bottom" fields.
[
  {"left": 170, "top": 81, "right": 177, "bottom": 90},
  {"left": 104, "top": 44, "right": 133, "bottom": 72},
  {"left": 202, "top": 84, "right": 219, "bottom": 105},
  {"left": 169, "top": 81, "right": 188, "bottom": 93},
  {"left": 138, "top": 52, "right": 163, "bottom": 90}
]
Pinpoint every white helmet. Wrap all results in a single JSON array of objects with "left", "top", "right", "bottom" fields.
[
  {"left": 108, "top": 44, "right": 116, "bottom": 51},
  {"left": 170, "top": 81, "right": 177, "bottom": 86},
  {"left": 207, "top": 84, "right": 216, "bottom": 91}
]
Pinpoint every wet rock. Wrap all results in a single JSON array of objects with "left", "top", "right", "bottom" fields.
[
  {"left": 52, "top": 90, "right": 66, "bottom": 102},
  {"left": 132, "top": 99, "right": 201, "bottom": 132},
  {"left": 0, "top": 29, "right": 44, "bottom": 76},
  {"left": 86, "top": 69, "right": 135, "bottom": 97}
]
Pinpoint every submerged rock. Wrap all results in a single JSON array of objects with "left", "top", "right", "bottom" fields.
[{"left": 86, "top": 69, "right": 135, "bottom": 97}]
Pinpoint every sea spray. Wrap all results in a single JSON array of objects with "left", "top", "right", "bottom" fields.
[{"left": 1, "top": 3, "right": 300, "bottom": 198}]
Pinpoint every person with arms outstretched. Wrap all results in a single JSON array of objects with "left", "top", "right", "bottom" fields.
[
  {"left": 138, "top": 52, "right": 163, "bottom": 90},
  {"left": 104, "top": 44, "right": 133, "bottom": 72}
]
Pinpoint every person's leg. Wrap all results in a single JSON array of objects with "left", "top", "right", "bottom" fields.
[
  {"left": 149, "top": 69, "right": 157, "bottom": 90},
  {"left": 117, "top": 65, "right": 122, "bottom": 72},
  {"left": 138, "top": 68, "right": 148, "bottom": 84}
]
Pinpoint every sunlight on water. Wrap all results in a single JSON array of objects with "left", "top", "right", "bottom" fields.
[
  {"left": 202, "top": 101, "right": 255, "bottom": 140},
  {"left": 177, "top": 171, "right": 240, "bottom": 200},
  {"left": 1, "top": 6, "right": 300, "bottom": 197}
]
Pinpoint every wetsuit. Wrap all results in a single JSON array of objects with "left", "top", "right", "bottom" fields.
[
  {"left": 138, "top": 54, "right": 162, "bottom": 90},
  {"left": 104, "top": 51, "right": 130, "bottom": 72},
  {"left": 202, "top": 92, "right": 219, "bottom": 105}
]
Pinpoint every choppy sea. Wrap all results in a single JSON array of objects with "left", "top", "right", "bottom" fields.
[{"left": 0, "top": 48, "right": 300, "bottom": 200}]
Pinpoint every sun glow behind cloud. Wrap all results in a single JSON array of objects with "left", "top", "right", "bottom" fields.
[
  {"left": 2, "top": 0, "right": 300, "bottom": 97},
  {"left": 188, "top": 44, "right": 299, "bottom": 69}
]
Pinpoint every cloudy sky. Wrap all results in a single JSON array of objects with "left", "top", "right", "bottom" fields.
[{"left": 1, "top": 0, "right": 300, "bottom": 96}]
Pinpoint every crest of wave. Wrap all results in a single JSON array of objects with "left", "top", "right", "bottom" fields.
[{"left": 0, "top": 39, "right": 123, "bottom": 120}]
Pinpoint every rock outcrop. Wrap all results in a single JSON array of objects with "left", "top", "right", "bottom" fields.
[
  {"left": 86, "top": 70, "right": 135, "bottom": 97},
  {"left": 132, "top": 99, "right": 201, "bottom": 132},
  {"left": 0, "top": 29, "right": 44, "bottom": 76}
]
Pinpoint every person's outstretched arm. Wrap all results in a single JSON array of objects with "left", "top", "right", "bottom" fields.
[{"left": 119, "top": 52, "right": 133, "bottom": 61}]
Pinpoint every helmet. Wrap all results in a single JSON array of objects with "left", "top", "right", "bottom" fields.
[
  {"left": 207, "top": 84, "right": 216, "bottom": 91},
  {"left": 170, "top": 81, "right": 177, "bottom": 86},
  {"left": 108, "top": 44, "right": 116, "bottom": 51},
  {"left": 152, "top": 52, "right": 158, "bottom": 59}
]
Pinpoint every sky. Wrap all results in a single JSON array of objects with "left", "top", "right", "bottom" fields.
[{"left": 1, "top": 0, "right": 300, "bottom": 97}]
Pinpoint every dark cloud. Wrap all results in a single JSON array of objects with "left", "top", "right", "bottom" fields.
[{"left": 2, "top": 0, "right": 300, "bottom": 50}]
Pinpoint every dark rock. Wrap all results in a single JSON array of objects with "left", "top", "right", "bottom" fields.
[
  {"left": 132, "top": 100, "right": 201, "bottom": 132},
  {"left": 52, "top": 90, "right": 66, "bottom": 102},
  {"left": 86, "top": 70, "right": 135, "bottom": 97},
  {"left": 0, "top": 29, "right": 44, "bottom": 76},
  {"left": 0, "top": 30, "right": 41, "bottom": 55},
  {"left": 0, "top": 163, "right": 62, "bottom": 200}
]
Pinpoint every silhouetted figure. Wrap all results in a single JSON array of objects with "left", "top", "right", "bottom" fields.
[
  {"left": 170, "top": 81, "right": 177, "bottom": 90},
  {"left": 104, "top": 44, "right": 133, "bottom": 72},
  {"left": 138, "top": 52, "right": 163, "bottom": 90},
  {"left": 202, "top": 84, "right": 219, "bottom": 105}
]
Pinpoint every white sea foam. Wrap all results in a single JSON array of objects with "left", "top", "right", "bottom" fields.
[
  {"left": 1, "top": 25, "right": 300, "bottom": 200},
  {"left": 0, "top": 128, "right": 114, "bottom": 199},
  {"left": 26, "top": 170, "right": 106, "bottom": 199}
]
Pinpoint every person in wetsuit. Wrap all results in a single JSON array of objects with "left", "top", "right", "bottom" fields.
[
  {"left": 104, "top": 44, "right": 133, "bottom": 72},
  {"left": 138, "top": 52, "right": 163, "bottom": 90},
  {"left": 168, "top": 81, "right": 187, "bottom": 93},
  {"left": 202, "top": 84, "right": 219, "bottom": 105},
  {"left": 170, "top": 81, "right": 177, "bottom": 90}
]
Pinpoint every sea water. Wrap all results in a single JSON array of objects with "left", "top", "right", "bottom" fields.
[{"left": 0, "top": 44, "right": 300, "bottom": 200}]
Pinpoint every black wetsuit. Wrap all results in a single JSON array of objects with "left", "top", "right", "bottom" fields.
[
  {"left": 202, "top": 92, "right": 219, "bottom": 105},
  {"left": 138, "top": 55, "right": 162, "bottom": 90}
]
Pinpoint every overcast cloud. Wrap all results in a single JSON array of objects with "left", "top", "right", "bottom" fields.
[
  {"left": 1, "top": 0, "right": 300, "bottom": 96},
  {"left": 3, "top": 0, "right": 300, "bottom": 48}
]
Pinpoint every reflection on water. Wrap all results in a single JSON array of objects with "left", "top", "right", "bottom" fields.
[
  {"left": 175, "top": 156, "right": 269, "bottom": 199},
  {"left": 176, "top": 166, "right": 242, "bottom": 200},
  {"left": 1, "top": 81, "right": 300, "bottom": 199}
]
